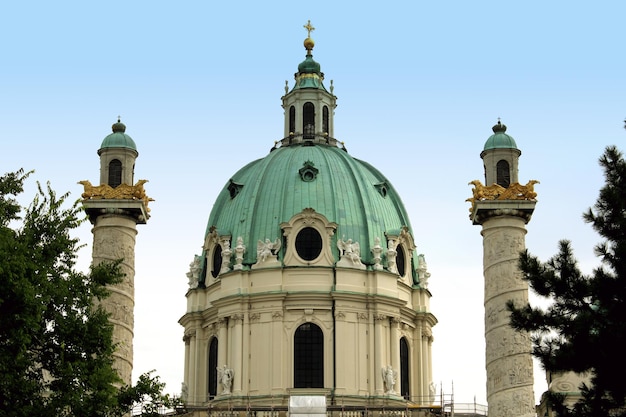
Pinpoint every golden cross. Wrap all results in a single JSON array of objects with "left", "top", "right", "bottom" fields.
[{"left": 304, "top": 20, "right": 315, "bottom": 37}]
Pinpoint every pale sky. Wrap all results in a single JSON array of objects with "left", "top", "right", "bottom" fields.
[{"left": 1, "top": 0, "right": 625, "bottom": 407}]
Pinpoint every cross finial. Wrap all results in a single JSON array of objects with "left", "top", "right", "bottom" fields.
[{"left": 304, "top": 20, "right": 315, "bottom": 37}]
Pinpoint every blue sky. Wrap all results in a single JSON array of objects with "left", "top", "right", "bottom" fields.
[{"left": 2, "top": 0, "right": 625, "bottom": 406}]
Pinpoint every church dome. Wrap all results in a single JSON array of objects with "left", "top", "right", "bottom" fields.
[
  {"left": 204, "top": 142, "right": 414, "bottom": 272},
  {"left": 483, "top": 120, "right": 518, "bottom": 150},
  {"left": 100, "top": 119, "right": 137, "bottom": 151}
]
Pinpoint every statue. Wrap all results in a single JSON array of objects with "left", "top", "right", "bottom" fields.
[
  {"left": 387, "top": 239, "right": 398, "bottom": 274},
  {"left": 78, "top": 179, "right": 154, "bottom": 210},
  {"left": 382, "top": 365, "right": 397, "bottom": 395},
  {"left": 371, "top": 236, "right": 383, "bottom": 270},
  {"left": 186, "top": 255, "right": 202, "bottom": 289},
  {"left": 233, "top": 236, "right": 245, "bottom": 270},
  {"left": 337, "top": 236, "right": 363, "bottom": 267},
  {"left": 467, "top": 179, "right": 540, "bottom": 212},
  {"left": 256, "top": 238, "right": 281, "bottom": 263},
  {"left": 217, "top": 365, "right": 233, "bottom": 395},
  {"left": 181, "top": 382, "right": 188, "bottom": 402},
  {"left": 417, "top": 253, "right": 431, "bottom": 289},
  {"left": 219, "top": 239, "right": 232, "bottom": 275},
  {"left": 429, "top": 381, "right": 436, "bottom": 403}
]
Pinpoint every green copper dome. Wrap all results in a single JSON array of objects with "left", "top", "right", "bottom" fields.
[
  {"left": 204, "top": 142, "right": 415, "bottom": 275},
  {"left": 298, "top": 53, "right": 321, "bottom": 74},
  {"left": 483, "top": 121, "right": 518, "bottom": 150},
  {"left": 100, "top": 120, "right": 137, "bottom": 151}
]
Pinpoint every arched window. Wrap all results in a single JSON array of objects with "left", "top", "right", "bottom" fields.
[
  {"left": 322, "top": 106, "right": 329, "bottom": 134},
  {"left": 108, "top": 159, "right": 122, "bottom": 187},
  {"left": 396, "top": 244, "right": 406, "bottom": 277},
  {"left": 496, "top": 160, "right": 511, "bottom": 188},
  {"left": 400, "top": 337, "right": 410, "bottom": 399},
  {"left": 294, "top": 323, "right": 323, "bottom": 388},
  {"left": 207, "top": 338, "right": 218, "bottom": 399},
  {"left": 289, "top": 106, "right": 296, "bottom": 134},
  {"left": 303, "top": 102, "right": 315, "bottom": 139}
]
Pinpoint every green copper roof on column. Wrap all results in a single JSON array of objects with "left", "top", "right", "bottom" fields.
[
  {"left": 100, "top": 118, "right": 137, "bottom": 151},
  {"left": 483, "top": 120, "right": 518, "bottom": 151}
]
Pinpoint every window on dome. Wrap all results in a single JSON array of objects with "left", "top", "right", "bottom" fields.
[
  {"left": 108, "top": 159, "right": 122, "bottom": 188},
  {"left": 400, "top": 337, "right": 410, "bottom": 399},
  {"left": 294, "top": 323, "right": 323, "bottom": 388},
  {"left": 396, "top": 244, "right": 406, "bottom": 277},
  {"left": 496, "top": 160, "right": 511, "bottom": 188},
  {"left": 322, "top": 106, "right": 329, "bottom": 134},
  {"left": 211, "top": 245, "right": 222, "bottom": 278},
  {"left": 295, "top": 227, "right": 322, "bottom": 261},
  {"left": 289, "top": 106, "right": 296, "bottom": 134},
  {"left": 303, "top": 102, "right": 315, "bottom": 139},
  {"left": 207, "top": 337, "right": 218, "bottom": 399}
]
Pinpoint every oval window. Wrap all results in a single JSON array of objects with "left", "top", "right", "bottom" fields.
[
  {"left": 396, "top": 243, "right": 406, "bottom": 277},
  {"left": 211, "top": 245, "right": 222, "bottom": 278},
  {"left": 295, "top": 227, "right": 322, "bottom": 261}
]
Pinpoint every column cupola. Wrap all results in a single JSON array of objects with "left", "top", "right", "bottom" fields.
[
  {"left": 280, "top": 20, "right": 338, "bottom": 146},
  {"left": 480, "top": 120, "right": 521, "bottom": 188},
  {"left": 98, "top": 117, "right": 138, "bottom": 187}
]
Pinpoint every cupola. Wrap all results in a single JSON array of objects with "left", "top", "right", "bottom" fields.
[
  {"left": 480, "top": 120, "right": 521, "bottom": 188},
  {"left": 281, "top": 20, "right": 337, "bottom": 145},
  {"left": 98, "top": 118, "right": 138, "bottom": 187}
]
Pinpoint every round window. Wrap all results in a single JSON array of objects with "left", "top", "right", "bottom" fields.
[
  {"left": 211, "top": 245, "right": 222, "bottom": 278},
  {"left": 295, "top": 227, "right": 322, "bottom": 261},
  {"left": 396, "top": 243, "right": 406, "bottom": 277}
]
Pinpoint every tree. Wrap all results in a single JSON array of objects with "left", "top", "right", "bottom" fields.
[
  {"left": 508, "top": 146, "right": 626, "bottom": 417},
  {"left": 0, "top": 170, "right": 181, "bottom": 416}
]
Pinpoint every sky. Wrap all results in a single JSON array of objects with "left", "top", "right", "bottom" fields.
[{"left": 1, "top": 0, "right": 625, "bottom": 407}]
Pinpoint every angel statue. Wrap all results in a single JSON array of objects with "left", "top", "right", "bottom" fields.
[
  {"left": 337, "top": 237, "right": 363, "bottom": 266},
  {"left": 382, "top": 365, "right": 397, "bottom": 395},
  {"left": 217, "top": 365, "right": 234, "bottom": 394},
  {"left": 257, "top": 238, "right": 281, "bottom": 263}
]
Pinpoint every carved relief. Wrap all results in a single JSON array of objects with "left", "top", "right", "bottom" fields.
[
  {"left": 229, "top": 314, "right": 244, "bottom": 325},
  {"left": 335, "top": 311, "right": 346, "bottom": 321},
  {"left": 485, "top": 230, "right": 524, "bottom": 265},
  {"left": 272, "top": 311, "right": 283, "bottom": 320},
  {"left": 485, "top": 327, "right": 532, "bottom": 364},
  {"left": 248, "top": 312, "right": 260, "bottom": 322}
]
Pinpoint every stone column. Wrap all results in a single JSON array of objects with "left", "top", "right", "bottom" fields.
[
  {"left": 473, "top": 202, "right": 536, "bottom": 417},
  {"left": 87, "top": 208, "right": 144, "bottom": 386},
  {"left": 231, "top": 313, "right": 244, "bottom": 395},
  {"left": 374, "top": 314, "right": 385, "bottom": 395}
]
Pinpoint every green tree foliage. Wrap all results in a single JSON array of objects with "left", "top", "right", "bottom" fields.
[
  {"left": 508, "top": 146, "right": 626, "bottom": 417},
  {"left": 0, "top": 170, "right": 181, "bottom": 416}
]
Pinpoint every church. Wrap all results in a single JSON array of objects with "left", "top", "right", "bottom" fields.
[{"left": 80, "top": 21, "right": 562, "bottom": 417}]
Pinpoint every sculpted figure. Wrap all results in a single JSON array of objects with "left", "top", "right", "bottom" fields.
[
  {"left": 417, "top": 253, "right": 431, "bottom": 288},
  {"left": 371, "top": 236, "right": 383, "bottom": 270},
  {"left": 382, "top": 365, "right": 397, "bottom": 395},
  {"left": 337, "top": 237, "right": 362, "bottom": 266},
  {"left": 186, "top": 255, "right": 201, "bottom": 289},
  {"left": 257, "top": 238, "right": 281, "bottom": 263},
  {"left": 233, "top": 236, "right": 245, "bottom": 270},
  {"left": 387, "top": 239, "right": 398, "bottom": 274},
  {"left": 219, "top": 239, "right": 232, "bottom": 274},
  {"left": 217, "top": 365, "right": 234, "bottom": 395}
]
